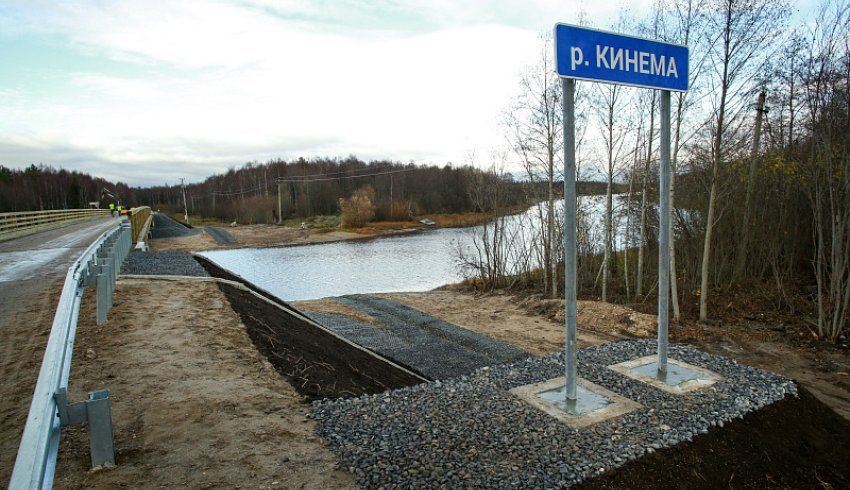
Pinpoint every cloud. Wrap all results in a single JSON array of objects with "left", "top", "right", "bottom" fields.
[{"left": 0, "top": 0, "right": 651, "bottom": 186}]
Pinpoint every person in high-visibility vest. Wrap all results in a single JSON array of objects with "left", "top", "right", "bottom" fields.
[{"left": 109, "top": 203, "right": 116, "bottom": 217}]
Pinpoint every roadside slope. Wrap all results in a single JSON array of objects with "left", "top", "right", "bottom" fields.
[{"left": 54, "top": 277, "right": 352, "bottom": 489}]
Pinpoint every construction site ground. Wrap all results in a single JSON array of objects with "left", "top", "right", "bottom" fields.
[{"left": 3, "top": 224, "right": 849, "bottom": 487}]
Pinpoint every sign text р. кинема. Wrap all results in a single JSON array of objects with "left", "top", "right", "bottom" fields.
[{"left": 554, "top": 23, "right": 688, "bottom": 92}]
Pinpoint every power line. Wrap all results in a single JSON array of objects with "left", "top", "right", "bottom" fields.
[
  {"left": 275, "top": 167, "right": 418, "bottom": 183},
  {"left": 185, "top": 166, "right": 420, "bottom": 198}
]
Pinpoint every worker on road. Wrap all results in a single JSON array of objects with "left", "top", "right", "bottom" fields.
[{"left": 109, "top": 202, "right": 116, "bottom": 217}]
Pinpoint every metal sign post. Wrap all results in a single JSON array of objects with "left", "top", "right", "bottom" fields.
[
  {"left": 657, "top": 90, "right": 671, "bottom": 374},
  {"left": 555, "top": 23, "right": 688, "bottom": 398},
  {"left": 562, "top": 77, "right": 578, "bottom": 402}
]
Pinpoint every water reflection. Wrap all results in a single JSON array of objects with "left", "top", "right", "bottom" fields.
[
  {"left": 200, "top": 229, "right": 469, "bottom": 301},
  {"left": 200, "top": 195, "right": 632, "bottom": 301}
]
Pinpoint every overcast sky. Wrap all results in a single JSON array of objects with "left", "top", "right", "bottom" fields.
[{"left": 1, "top": 0, "right": 696, "bottom": 187}]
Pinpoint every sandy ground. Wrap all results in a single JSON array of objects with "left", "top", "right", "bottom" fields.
[
  {"left": 383, "top": 292, "right": 657, "bottom": 355},
  {"left": 53, "top": 278, "right": 353, "bottom": 489},
  {"left": 149, "top": 225, "right": 400, "bottom": 252},
  {"left": 677, "top": 322, "right": 850, "bottom": 420}
]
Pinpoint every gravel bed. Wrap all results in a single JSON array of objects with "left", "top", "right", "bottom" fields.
[
  {"left": 149, "top": 213, "right": 200, "bottom": 239},
  {"left": 205, "top": 226, "right": 236, "bottom": 244},
  {"left": 333, "top": 295, "right": 530, "bottom": 380},
  {"left": 313, "top": 339, "right": 796, "bottom": 488},
  {"left": 121, "top": 251, "right": 209, "bottom": 277}
]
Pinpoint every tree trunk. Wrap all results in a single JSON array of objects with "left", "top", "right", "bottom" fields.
[
  {"left": 637, "top": 92, "right": 657, "bottom": 298},
  {"left": 734, "top": 91, "right": 767, "bottom": 282},
  {"left": 670, "top": 90, "right": 686, "bottom": 322},
  {"left": 700, "top": 1, "right": 732, "bottom": 323},
  {"left": 548, "top": 149, "right": 557, "bottom": 298}
]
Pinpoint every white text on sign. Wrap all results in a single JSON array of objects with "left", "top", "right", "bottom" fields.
[{"left": 570, "top": 45, "right": 679, "bottom": 78}]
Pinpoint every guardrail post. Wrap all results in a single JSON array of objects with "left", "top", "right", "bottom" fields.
[
  {"left": 96, "top": 269, "right": 109, "bottom": 325},
  {"left": 54, "top": 388, "right": 116, "bottom": 468},
  {"left": 86, "top": 391, "right": 116, "bottom": 468},
  {"left": 102, "top": 259, "right": 114, "bottom": 308}
]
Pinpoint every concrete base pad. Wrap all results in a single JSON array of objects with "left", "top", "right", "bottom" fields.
[
  {"left": 510, "top": 377, "right": 642, "bottom": 428},
  {"left": 608, "top": 355, "right": 721, "bottom": 394}
]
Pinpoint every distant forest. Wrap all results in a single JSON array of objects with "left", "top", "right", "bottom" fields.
[
  {"left": 0, "top": 164, "right": 134, "bottom": 212},
  {"left": 1, "top": 158, "right": 608, "bottom": 220},
  {"left": 139, "top": 157, "right": 530, "bottom": 224}
]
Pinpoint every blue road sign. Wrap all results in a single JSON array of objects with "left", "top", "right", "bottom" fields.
[{"left": 554, "top": 23, "right": 688, "bottom": 92}]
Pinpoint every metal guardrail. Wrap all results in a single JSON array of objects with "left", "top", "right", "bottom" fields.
[
  {"left": 0, "top": 209, "right": 111, "bottom": 241},
  {"left": 9, "top": 222, "right": 132, "bottom": 489}
]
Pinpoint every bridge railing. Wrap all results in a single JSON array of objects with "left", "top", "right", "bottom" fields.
[
  {"left": 9, "top": 222, "right": 131, "bottom": 489},
  {"left": 0, "top": 209, "right": 110, "bottom": 242},
  {"left": 128, "top": 206, "right": 152, "bottom": 247}
]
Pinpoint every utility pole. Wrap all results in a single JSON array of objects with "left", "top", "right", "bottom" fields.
[
  {"left": 277, "top": 180, "right": 282, "bottom": 224},
  {"left": 180, "top": 178, "right": 189, "bottom": 224},
  {"left": 734, "top": 91, "right": 767, "bottom": 281}
]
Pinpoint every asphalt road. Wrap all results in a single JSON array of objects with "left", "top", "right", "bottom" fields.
[{"left": 0, "top": 217, "right": 119, "bottom": 485}]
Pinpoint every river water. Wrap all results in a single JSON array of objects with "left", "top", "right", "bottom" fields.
[{"left": 199, "top": 195, "right": 632, "bottom": 301}]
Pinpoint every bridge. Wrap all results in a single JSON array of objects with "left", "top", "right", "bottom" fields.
[{"left": 0, "top": 209, "right": 151, "bottom": 488}]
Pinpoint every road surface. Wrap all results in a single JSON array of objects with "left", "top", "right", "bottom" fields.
[{"left": 0, "top": 217, "right": 119, "bottom": 486}]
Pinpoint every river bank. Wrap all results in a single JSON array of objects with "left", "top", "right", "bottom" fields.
[{"left": 154, "top": 210, "right": 515, "bottom": 252}]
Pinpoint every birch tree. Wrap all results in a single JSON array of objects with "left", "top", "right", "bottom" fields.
[
  {"left": 698, "top": 0, "right": 790, "bottom": 321},
  {"left": 504, "top": 34, "right": 562, "bottom": 298},
  {"left": 595, "top": 82, "right": 631, "bottom": 302}
]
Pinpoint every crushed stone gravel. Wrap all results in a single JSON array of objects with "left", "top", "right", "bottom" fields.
[
  {"left": 149, "top": 213, "right": 200, "bottom": 239},
  {"left": 313, "top": 339, "right": 796, "bottom": 488},
  {"left": 121, "top": 251, "right": 209, "bottom": 277},
  {"left": 205, "top": 226, "right": 236, "bottom": 244},
  {"left": 331, "top": 295, "right": 531, "bottom": 380}
]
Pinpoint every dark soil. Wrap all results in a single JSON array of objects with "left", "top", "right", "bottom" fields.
[
  {"left": 579, "top": 387, "right": 850, "bottom": 489},
  {"left": 215, "top": 282, "right": 424, "bottom": 401}
]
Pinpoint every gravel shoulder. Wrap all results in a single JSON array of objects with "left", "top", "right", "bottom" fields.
[
  {"left": 205, "top": 226, "right": 236, "bottom": 244},
  {"left": 148, "top": 213, "right": 200, "bottom": 239}
]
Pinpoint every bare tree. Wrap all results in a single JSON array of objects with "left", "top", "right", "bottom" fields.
[
  {"left": 799, "top": 0, "right": 850, "bottom": 339},
  {"left": 595, "top": 82, "right": 632, "bottom": 302},
  {"left": 698, "top": 0, "right": 790, "bottom": 321},
  {"left": 666, "top": 0, "right": 712, "bottom": 321},
  {"left": 503, "top": 34, "right": 563, "bottom": 297}
]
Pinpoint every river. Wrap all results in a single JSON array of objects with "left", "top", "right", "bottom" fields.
[{"left": 199, "top": 195, "right": 633, "bottom": 301}]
